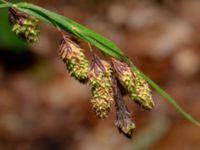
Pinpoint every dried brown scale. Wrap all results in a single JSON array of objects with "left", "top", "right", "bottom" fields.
[
  {"left": 9, "top": 7, "right": 28, "bottom": 25},
  {"left": 59, "top": 34, "right": 89, "bottom": 83},
  {"left": 59, "top": 39, "right": 72, "bottom": 61},
  {"left": 89, "top": 55, "right": 114, "bottom": 119},
  {"left": 113, "top": 79, "right": 135, "bottom": 138},
  {"left": 90, "top": 54, "right": 106, "bottom": 75}
]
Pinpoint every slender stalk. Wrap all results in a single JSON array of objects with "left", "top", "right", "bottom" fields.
[{"left": 88, "top": 43, "right": 93, "bottom": 52}]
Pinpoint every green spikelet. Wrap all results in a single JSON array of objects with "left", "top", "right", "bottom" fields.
[
  {"left": 89, "top": 55, "right": 114, "bottom": 119},
  {"left": 112, "top": 58, "right": 154, "bottom": 110},
  {"left": 131, "top": 71, "right": 154, "bottom": 110},
  {"left": 9, "top": 7, "right": 39, "bottom": 43},
  {"left": 59, "top": 34, "right": 89, "bottom": 83},
  {"left": 111, "top": 58, "right": 136, "bottom": 96},
  {"left": 91, "top": 86, "right": 113, "bottom": 118}
]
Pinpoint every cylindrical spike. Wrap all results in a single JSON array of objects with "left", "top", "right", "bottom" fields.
[
  {"left": 131, "top": 71, "right": 154, "bottom": 110},
  {"left": 9, "top": 7, "right": 39, "bottom": 43},
  {"left": 89, "top": 55, "right": 114, "bottom": 118},
  {"left": 59, "top": 34, "right": 89, "bottom": 83}
]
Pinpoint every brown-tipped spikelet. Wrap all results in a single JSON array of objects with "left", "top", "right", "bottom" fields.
[
  {"left": 131, "top": 71, "right": 154, "bottom": 110},
  {"left": 89, "top": 55, "right": 114, "bottom": 119},
  {"left": 111, "top": 58, "right": 136, "bottom": 97},
  {"left": 113, "top": 79, "right": 135, "bottom": 138},
  {"left": 59, "top": 34, "right": 89, "bottom": 83},
  {"left": 9, "top": 7, "right": 39, "bottom": 43},
  {"left": 112, "top": 58, "right": 154, "bottom": 110}
]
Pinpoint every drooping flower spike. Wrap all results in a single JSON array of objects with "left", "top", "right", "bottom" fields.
[
  {"left": 89, "top": 54, "right": 114, "bottom": 119},
  {"left": 113, "top": 79, "right": 135, "bottom": 138},
  {"left": 59, "top": 33, "right": 90, "bottom": 83},
  {"left": 9, "top": 7, "right": 39, "bottom": 43},
  {"left": 112, "top": 58, "right": 154, "bottom": 110}
]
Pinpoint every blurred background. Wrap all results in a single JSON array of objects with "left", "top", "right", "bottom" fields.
[{"left": 0, "top": 0, "right": 200, "bottom": 149}]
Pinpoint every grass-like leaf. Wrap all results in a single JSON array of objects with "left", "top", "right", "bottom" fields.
[{"left": 0, "top": 1, "right": 199, "bottom": 127}]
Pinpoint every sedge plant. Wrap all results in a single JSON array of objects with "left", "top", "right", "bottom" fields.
[{"left": 0, "top": 0, "right": 199, "bottom": 138}]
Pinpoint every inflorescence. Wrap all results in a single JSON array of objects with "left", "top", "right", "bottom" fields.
[
  {"left": 8, "top": 7, "right": 154, "bottom": 139},
  {"left": 9, "top": 7, "right": 39, "bottom": 43}
]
